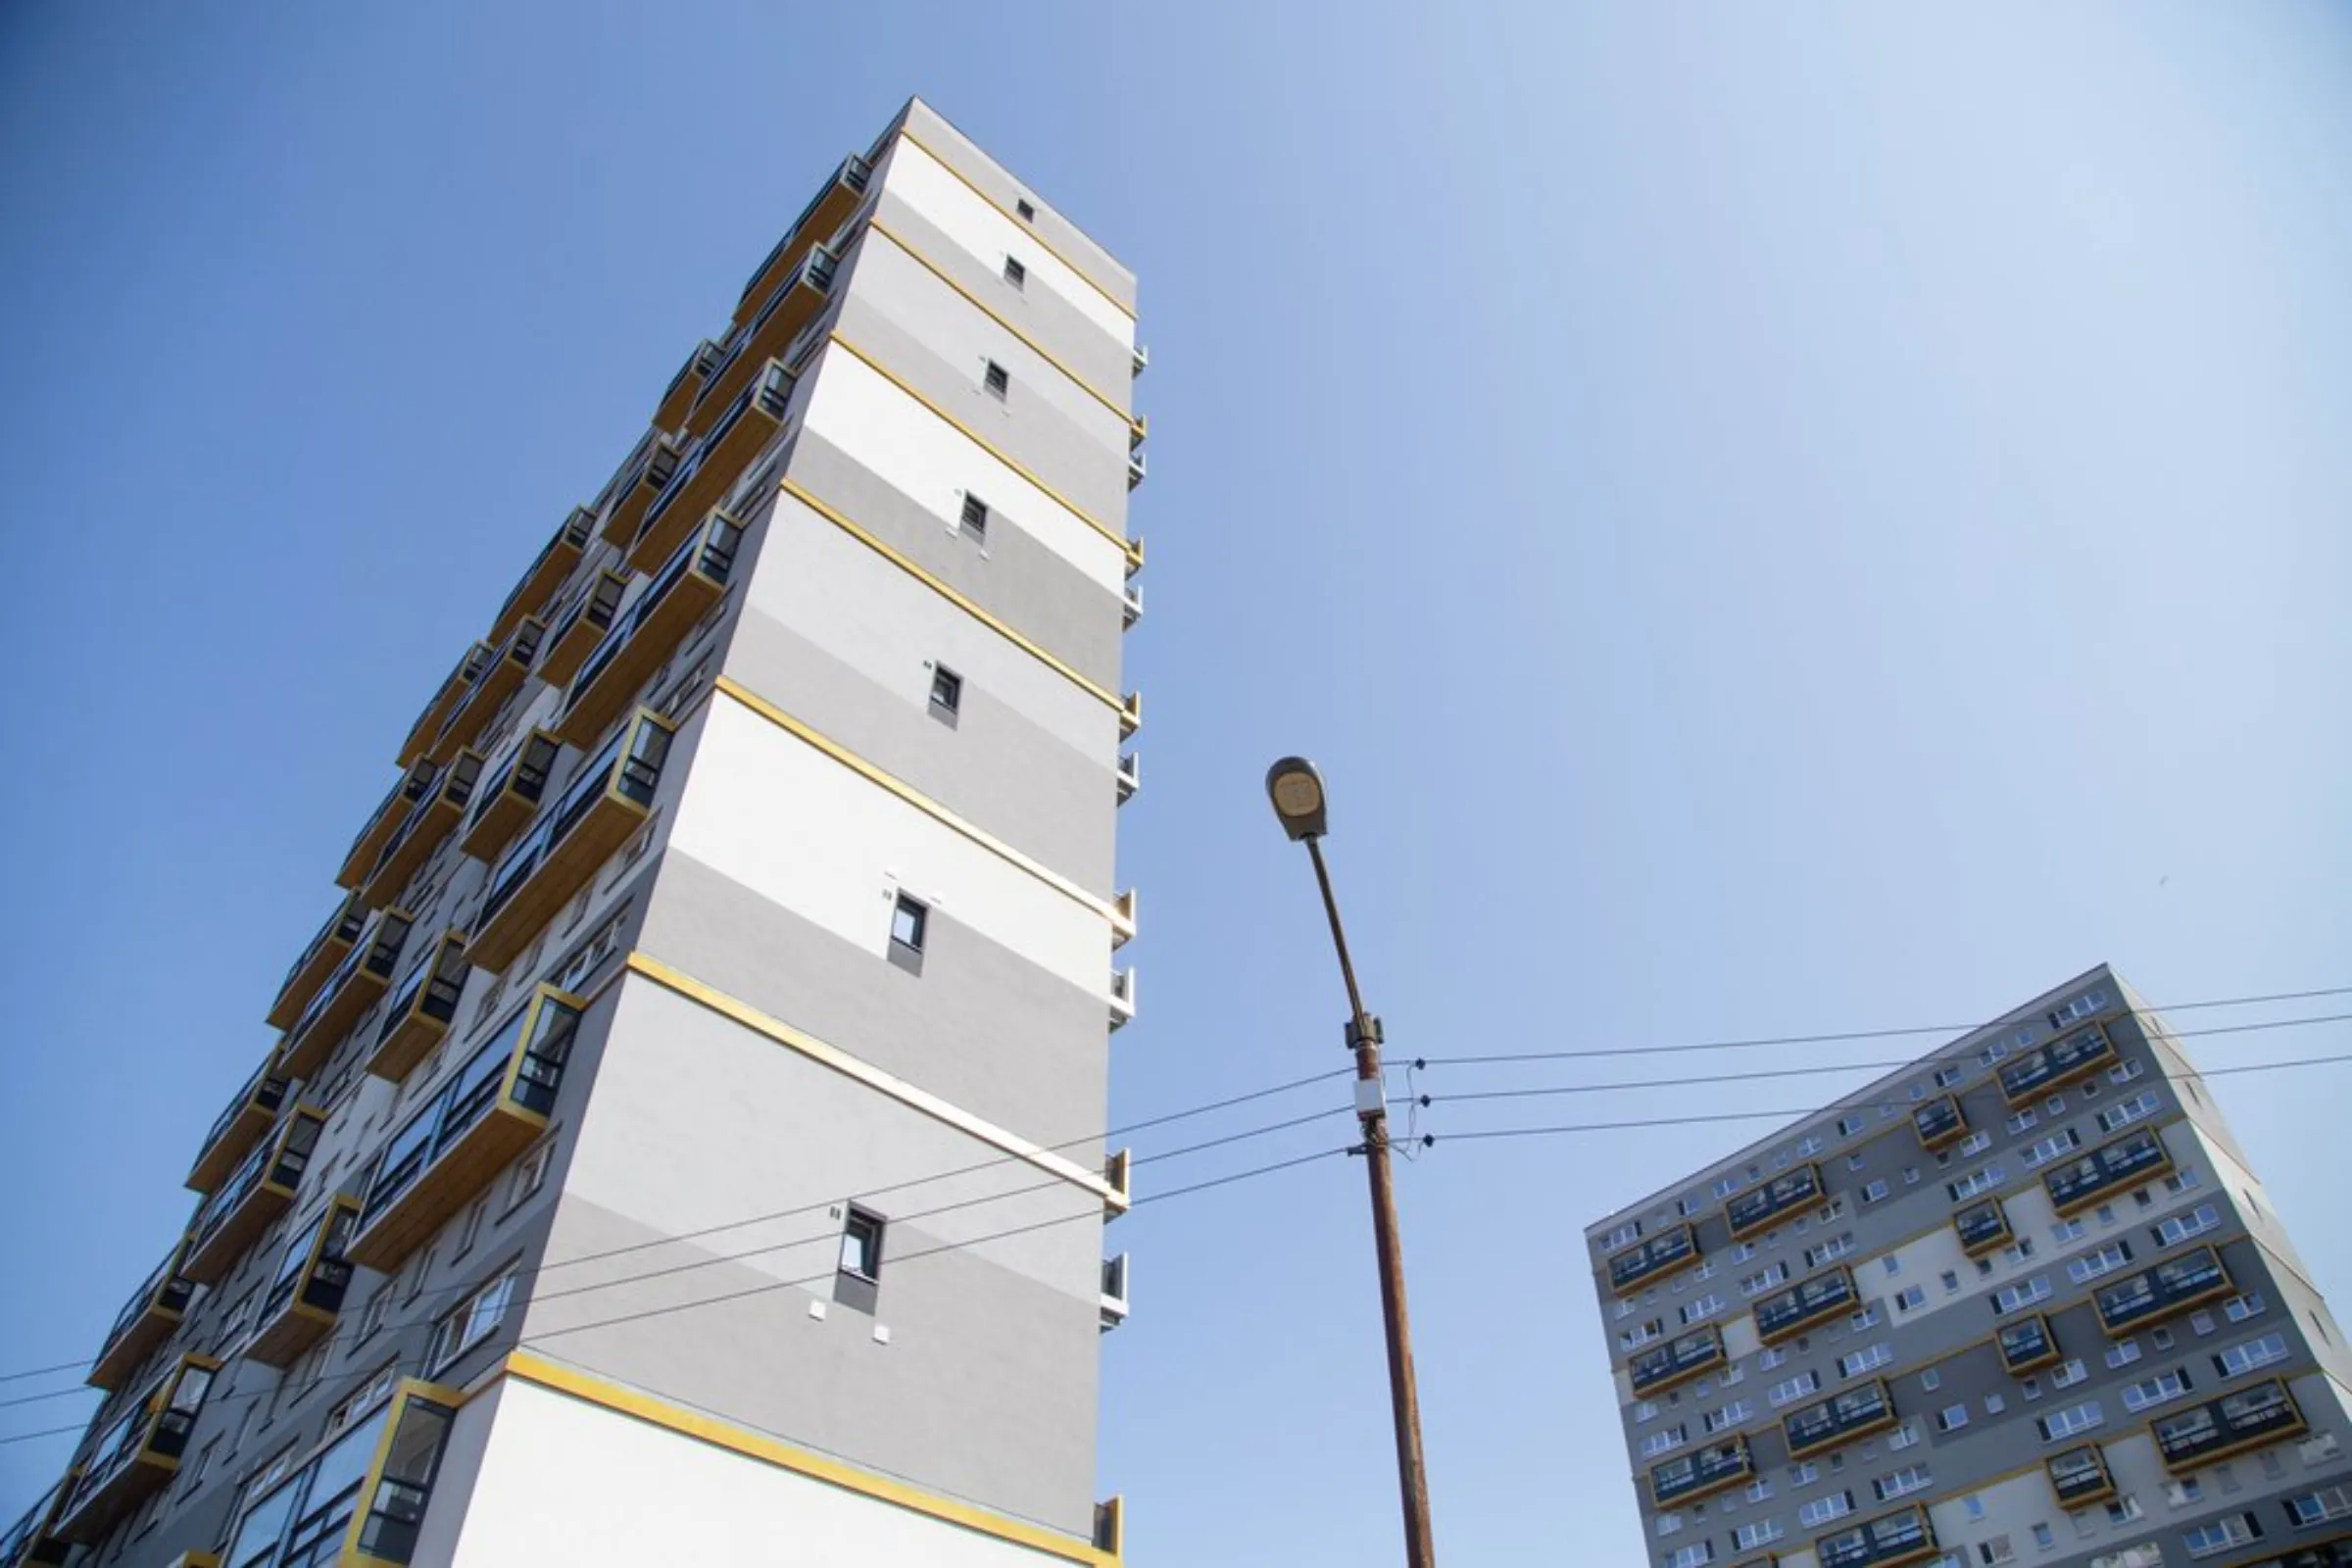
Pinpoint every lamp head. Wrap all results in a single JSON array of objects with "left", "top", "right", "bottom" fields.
[{"left": 1264, "top": 756, "right": 1329, "bottom": 842}]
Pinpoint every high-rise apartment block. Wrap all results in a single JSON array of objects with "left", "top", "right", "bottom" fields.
[
  {"left": 5, "top": 97, "right": 1144, "bottom": 1568},
  {"left": 1587, "top": 966, "right": 2352, "bottom": 1568}
]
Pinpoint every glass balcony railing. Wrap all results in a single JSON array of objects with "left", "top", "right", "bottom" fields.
[
  {"left": 2094, "top": 1244, "right": 2233, "bottom": 1337},
  {"left": 87, "top": 1243, "right": 194, "bottom": 1392},
  {"left": 1815, "top": 1504, "right": 1937, "bottom": 1568},
  {"left": 1728, "top": 1162, "right": 1822, "bottom": 1240},
  {"left": 1911, "top": 1094, "right": 1966, "bottom": 1150},
  {"left": 1629, "top": 1327, "right": 1724, "bottom": 1396},
  {"left": 335, "top": 760, "right": 438, "bottom": 893},
  {"left": 598, "top": 430, "right": 682, "bottom": 547},
  {"left": 281, "top": 909, "right": 415, "bottom": 1079},
  {"left": 629, "top": 357, "right": 789, "bottom": 571},
  {"left": 683, "top": 246, "right": 833, "bottom": 455},
  {"left": 1100, "top": 1253, "right": 1130, "bottom": 1331},
  {"left": 54, "top": 1354, "right": 219, "bottom": 1544},
  {"left": 397, "top": 643, "right": 493, "bottom": 769},
  {"left": 267, "top": 890, "right": 368, "bottom": 1031},
  {"left": 248, "top": 1198, "right": 361, "bottom": 1369},
  {"left": 1785, "top": 1379, "right": 1896, "bottom": 1459},
  {"left": 220, "top": 1380, "right": 459, "bottom": 1567},
  {"left": 2046, "top": 1445, "right": 2115, "bottom": 1507},
  {"left": 368, "top": 930, "right": 472, "bottom": 1082},
  {"left": 732, "top": 153, "right": 870, "bottom": 328},
  {"left": 558, "top": 512, "right": 741, "bottom": 747},
  {"left": 1755, "top": 1266, "right": 1856, "bottom": 1345},
  {"left": 361, "top": 754, "right": 484, "bottom": 910},
  {"left": 2222, "top": 1542, "right": 2352, "bottom": 1568},
  {"left": 471, "top": 711, "right": 672, "bottom": 971},
  {"left": 2151, "top": 1378, "right": 2306, "bottom": 1474},
  {"left": 1999, "top": 1020, "right": 2120, "bottom": 1105},
  {"left": 1996, "top": 1312, "right": 2061, "bottom": 1375},
  {"left": 2043, "top": 1126, "right": 2173, "bottom": 1217},
  {"left": 0, "top": 1472, "right": 73, "bottom": 1566},
  {"left": 1954, "top": 1198, "right": 2013, "bottom": 1257},
  {"left": 1607, "top": 1223, "right": 1698, "bottom": 1294},
  {"left": 461, "top": 730, "right": 564, "bottom": 863},
  {"left": 1650, "top": 1438, "right": 1752, "bottom": 1508},
  {"left": 184, "top": 1106, "right": 324, "bottom": 1285},
  {"left": 537, "top": 570, "right": 629, "bottom": 690},
  {"left": 489, "top": 506, "right": 595, "bottom": 648},
  {"left": 189, "top": 1066, "right": 292, "bottom": 1195},
  {"left": 429, "top": 619, "right": 544, "bottom": 765},
  {"left": 350, "top": 985, "right": 582, "bottom": 1271}
]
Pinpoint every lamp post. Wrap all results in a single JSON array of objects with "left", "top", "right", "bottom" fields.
[{"left": 1265, "top": 756, "right": 1438, "bottom": 1568}]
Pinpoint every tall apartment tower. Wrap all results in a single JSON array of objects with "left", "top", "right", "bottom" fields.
[
  {"left": 4, "top": 97, "right": 1145, "bottom": 1568},
  {"left": 1586, "top": 966, "right": 2352, "bottom": 1568}
]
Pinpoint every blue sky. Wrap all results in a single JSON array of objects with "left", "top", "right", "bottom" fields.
[{"left": 4, "top": 3, "right": 2350, "bottom": 1562}]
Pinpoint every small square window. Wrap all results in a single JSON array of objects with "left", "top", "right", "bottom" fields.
[
  {"left": 959, "top": 494, "right": 989, "bottom": 540},
  {"left": 983, "top": 361, "right": 1009, "bottom": 400},
  {"left": 891, "top": 894, "right": 928, "bottom": 953},
  {"left": 1015, "top": 198, "right": 1036, "bottom": 220},
  {"left": 1003, "top": 256, "right": 1026, "bottom": 289},
  {"left": 929, "top": 665, "right": 963, "bottom": 714}
]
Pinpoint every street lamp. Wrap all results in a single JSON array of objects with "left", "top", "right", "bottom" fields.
[{"left": 1263, "top": 757, "right": 1438, "bottom": 1568}]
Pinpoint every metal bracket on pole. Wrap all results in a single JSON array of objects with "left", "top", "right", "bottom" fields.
[{"left": 1346, "top": 1014, "right": 1384, "bottom": 1051}]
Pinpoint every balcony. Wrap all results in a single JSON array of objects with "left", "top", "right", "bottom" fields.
[
  {"left": 397, "top": 643, "right": 492, "bottom": 768},
  {"left": 1100, "top": 1253, "right": 1130, "bottom": 1331},
  {"left": 350, "top": 985, "right": 582, "bottom": 1270},
  {"left": 1103, "top": 1149, "right": 1132, "bottom": 1214},
  {"left": 599, "top": 431, "right": 682, "bottom": 546},
  {"left": 537, "top": 570, "right": 628, "bottom": 689},
  {"left": 217, "top": 1379, "right": 460, "bottom": 1568},
  {"left": 1629, "top": 1327, "right": 1724, "bottom": 1396},
  {"left": 1755, "top": 1266, "right": 1856, "bottom": 1345},
  {"left": 2044, "top": 1125, "right": 2173, "bottom": 1217},
  {"left": 559, "top": 515, "right": 741, "bottom": 747},
  {"left": 2045, "top": 1444, "right": 2116, "bottom": 1507},
  {"left": 1999, "top": 1020, "right": 2119, "bottom": 1106},
  {"left": 490, "top": 507, "right": 595, "bottom": 648},
  {"left": 267, "top": 890, "right": 368, "bottom": 1030},
  {"left": 0, "top": 1473, "right": 72, "bottom": 1566},
  {"left": 1785, "top": 1379, "right": 1896, "bottom": 1459},
  {"left": 1729, "top": 1162, "right": 1824, "bottom": 1241},
  {"left": 630, "top": 360, "right": 789, "bottom": 572},
  {"left": 87, "top": 1244, "right": 194, "bottom": 1392},
  {"left": 462, "top": 731, "right": 563, "bottom": 862},
  {"left": 188, "top": 1068, "right": 291, "bottom": 1193},
  {"left": 1607, "top": 1222, "right": 1699, "bottom": 1294},
  {"left": 368, "top": 930, "right": 472, "bottom": 1081},
  {"left": 54, "top": 1355, "right": 220, "bottom": 1543},
  {"left": 685, "top": 246, "right": 834, "bottom": 451},
  {"left": 1109, "top": 965, "right": 1137, "bottom": 1030},
  {"left": 1116, "top": 751, "right": 1140, "bottom": 805},
  {"left": 1650, "top": 1438, "right": 1753, "bottom": 1508},
  {"left": 2151, "top": 1377, "right": 2305, "bottom": 1473},
  {"left": 732, "top": 153, "right": 870, "bottom": 333},
  {"left": 334, "top": 760, "right": 438, "bottom": 892},
  {"left": 1123, "top": 581, "right": 1143, "bottom": 629},
  {"left": 1127, "top": 449, "right": 1146, "bottom": 490},
  {"left": 470, "top": 711, "right": 673, "bottom": 971},
  {"left": 1954, "top": 1198, "right": 2013, "bottom": 1257},
  {"left": 1911, "top": 1094, "right": 1966, "bottom": 1151},
  {"left": 1996, "top": 1311, "right": 2061, "bottom": 1375},
  {"left": 428, "top": 619, "right": 544, "bottom": 765},
  {"left": 248, "top": 1198, "right": 361, "bottom": 1368},
  {"left": 1093, "top": 1496, "right": 1124, "bottom": 1558},
  {"left": 280, "top": 908, "right": 415, "bottom": 1079},
  {"left": 1815, "top": 1505, "right": 1936, "bottom": 1568},
  {"left": 656, "top": 339, "right": 723, "bottom": 431},
  {"left": 183, "top": 1105, "right": 324, "bottom": 1284},
  {"left": 1120, "top": 690, "right": 1143, "bottom": 740},
  {"left": 2094, "top": 1243, "right": 2233, "bottom": 1337},
  {"left": 361, "top": 756, "right": 483, "bottom": 910}
]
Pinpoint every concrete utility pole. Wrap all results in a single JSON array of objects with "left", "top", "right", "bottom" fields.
[{"left": 1265, "top": 757, "right": 1439, "bottom": 1568}]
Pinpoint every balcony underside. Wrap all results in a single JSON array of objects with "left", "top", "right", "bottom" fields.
[
  {"left": 601, "top": 445, "right": 678, "bottom": 547},
  {"left": 57, "top": 1454, "right": 174, "bottom": 1544},
  {"left": 490, "top": 532, "right": 586, "bottom": 649},
  {"left": 731, "top": 181, "right": 860, "bottom": 332},
  {"left": 462, "top": 786, "right": 538, "bottom": 863},
  {"left": 360, "top": 796, "right": 467, "bottom": 910},
  {"left": 626, "top": 417, "right": 776, "bottom": 574},
  {"left": 186, "top": 1097, "right": 276, "bottom": 1195},
  {"left": 279, "top": 970, "right": 391, "bottom": 1080},
  {"left": 538, "top": 594, "right": 619, "bottom": 689},
  {"left": 266, "top": 925, "right": 356, "bottom": 1030},
  {"left": 183, "top": 1182, "right": 295, "bottom": 1284},
  {"left": 682, "top": 286, "right": 823, "bottom": 453},
  {"left": 370, "top": 1000, "right": 453, "bottom": 1083},
  {"left": 397, "top": 670, "right": 474, "bottom": 770},
  {"left": 556, "top": 576, "right": 722, "bottom": 748},
  {"left": 468, "top": 793, "right": 646, "bottom": 971},
  {"left": 348, "top": 1105, "right": 543, "bottom": 1272},
  {"left": 245, "top": 1297, "right": 337, "bottom": 1370},
  {"left": 86, "top": 1303, "right": 182, "bottom": 1393},
  {"left": 430, "top": 651, "right": 535, "bottom": 766}
]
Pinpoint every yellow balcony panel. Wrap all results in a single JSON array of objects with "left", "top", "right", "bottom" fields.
[
  {"left": 368, "top": 930, "right": 472, "bottom": 1082},
  {"left": 1, "top": 1472, "right": 74, "bottom": 1566},
  {"left": 656, "top": 339, "right": 723, "bottom": 432},
  {"left": 187, "top": 1066, "right": 291, "bottom": 1194},
  {"left": 332, "top": 759, "right": 437, "bottom": 892},
  {"left": 54, "top": 1355, "right": 220, "bottom": 1544},
  {"left": 396, "top": 643, "right": 492, "bottom": 769},
  {"left": 685, "top": 245, "right": 834, "bottom": 447},
  {"left": 461, "top": 731, "right": 564, "bottom": 863},
  {"left": 628, "top": 358, "right": 791, "bottom": 572},
  {"left": 470, "top": 713, "right": 674, "bottom": 972},
  {"left": 217, "top": 1380, "right": 461, "bottom": 1567},
  {"left": 87, "top": 1244, "right": 194, "bottom": 1392},
  {"left": 730, "top": 153, "right": 870, "bottom": 334},
  {"left": 280, "top": 910, "right": 415, "bottom": 1080},
  {"left": 247, "top": 1198, "right": 360, "bottom": 1369},
  {"left": 559, "top": 516, "right": 742, "bottom": 748},
  {"left": 349, "top": 987, "right": 583, "bottom": 1271},
  {"left": 183, "top": 1107, "right": 324, "bottom": 1285},
  {"left": 489, "top": 507, "right": 594, "bottom": 648},
  {"left": 536, "top": 570, "right": 628, "bottom": 690},
  {"left": 600, "top": 431, "right": 682, "bottom": 546},
  {"left": 265, "top": 889, "right": 368, "bottom": 1030},
  {"left": 360, "top": 755, "right": 483, "bottom": 910},
  {"left": 427, "top": 620, "right": 544, "bottom": 766}
]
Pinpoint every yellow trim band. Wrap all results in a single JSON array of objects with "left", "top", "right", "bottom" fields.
[
  {"left": 827, "top": 332, "right": 1142, "bottom": 568},
  {"left": 777, "top": 477, "right": 1120, "bottom": 710},
  {"left": 894, "top": 129, "right": 1136, "bottom": 322},
  {"left": 866, "top": 219, "right": 1138, "bottom": 428},
  {"left": 625, "top": 950, "right": 1127, "bottom": 1211}
]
